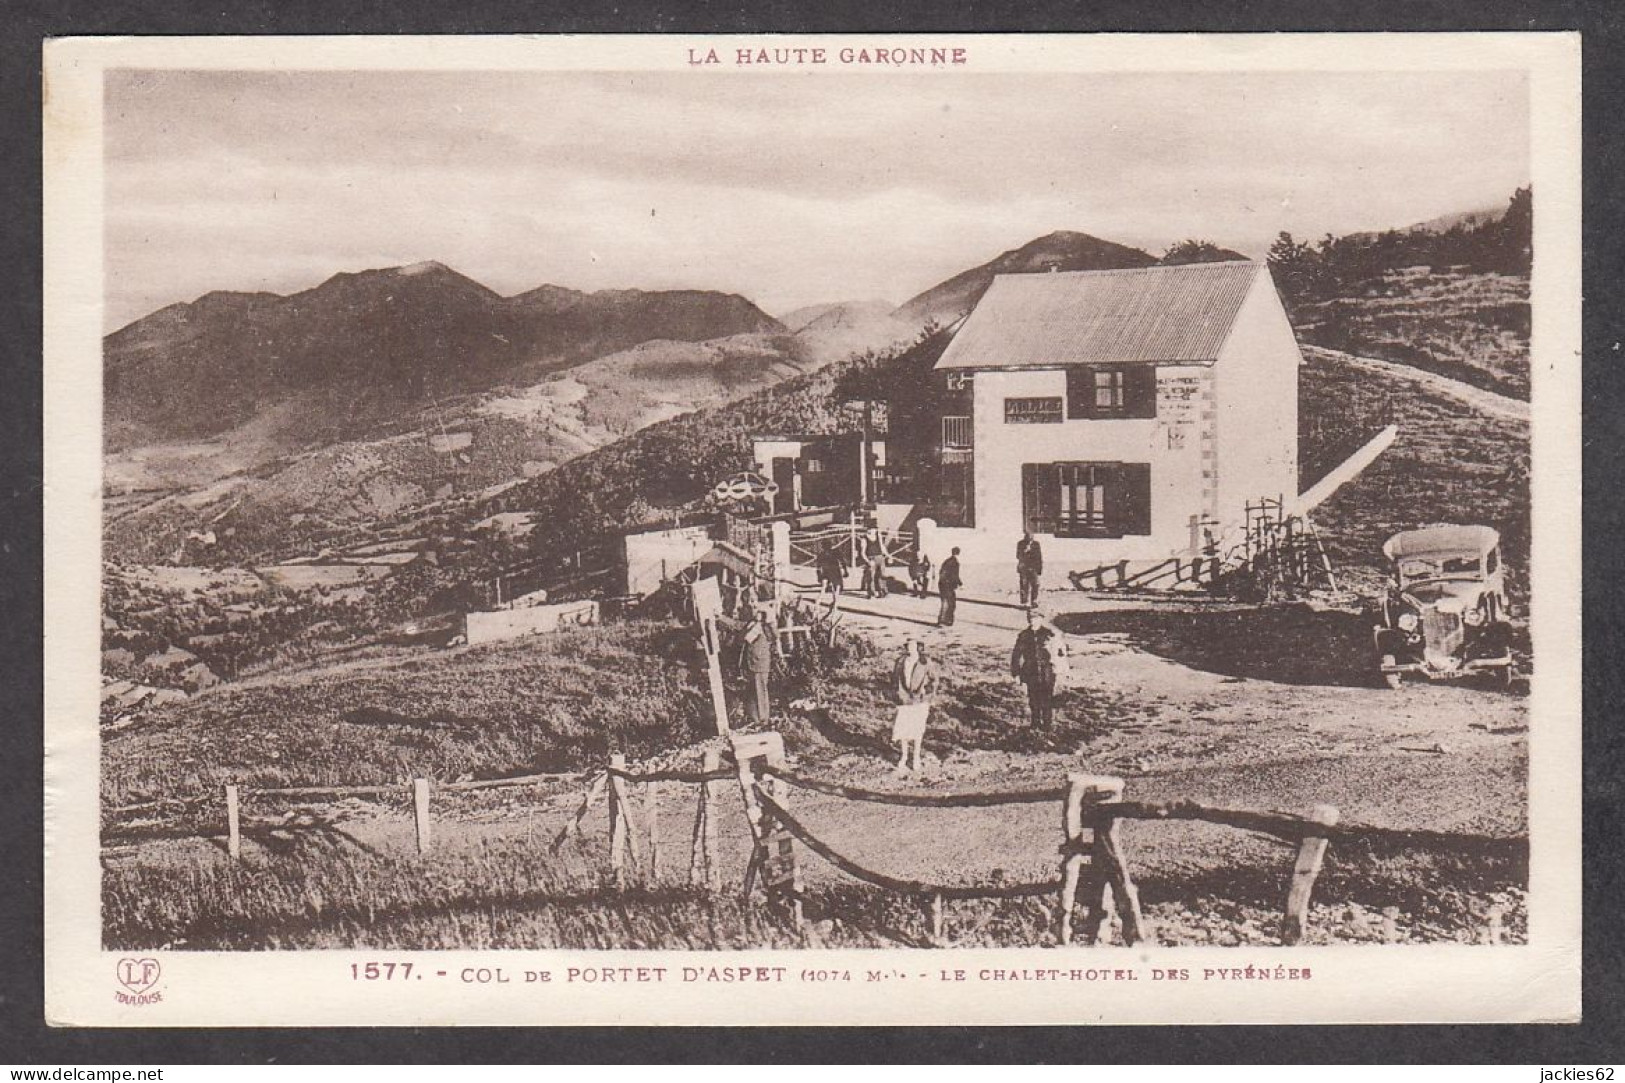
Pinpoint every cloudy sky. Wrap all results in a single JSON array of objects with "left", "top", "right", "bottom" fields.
[{"left": 104, "top": 68, "right": 1529, "bottom": 330}]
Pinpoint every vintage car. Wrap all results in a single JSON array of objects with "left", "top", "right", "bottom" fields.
[{"left": 1374, "top": 524, "right": 1513, "bottom": 688}]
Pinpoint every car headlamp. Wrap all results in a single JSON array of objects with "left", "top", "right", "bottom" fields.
[
  {"left": 1463, "top": 607, "right": 1485, "bottom": 627},
  {"left": 1398, "top": 611, "right": 1419, "bottom": 632}
]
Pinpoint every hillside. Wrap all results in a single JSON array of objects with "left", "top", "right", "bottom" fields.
[
  {"left": 1268, "top": 187, "right": 1531, "bottom": 399},
  {"left": 893, "top": 231, "right": 1157, "bottom": 325},
  {"left": 105, "top": 262, "right": 784, "bottom": 451},
  {"left": 1289, "top": 268, "right": 1530, "bottom": 400},
  {"left": 103, "top": 329, "right": 838, "bottom": 564}
]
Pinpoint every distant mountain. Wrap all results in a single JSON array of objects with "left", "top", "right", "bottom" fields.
[
  {"left": 105, "top": 262, "right": 783, "bottom": 451},
  {"left": 1403, "top": 205, "right": 1508, "bottom": 235},
  {"left": 1342, "top": 204, "right": 1509, "bottom": 246},
  {"left": 894, "top": 231, "right": 1157, "bottom": 325},
  {"left": 779, "top": 299, "right": 896, "bottom": 333}
]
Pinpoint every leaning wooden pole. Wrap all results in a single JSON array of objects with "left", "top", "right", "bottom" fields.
[
  {"left": 1073, "top": 775, "right": 1146, "bottom": 946},
  {"left": 1282, "top": 804, "right": 1340, "bottom": 945}
]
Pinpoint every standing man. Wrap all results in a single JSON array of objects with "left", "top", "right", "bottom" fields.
[
  {"left": 863, "top": 528, "right": 888, "bottom": 599},
  {"left": 1011, "top": 608, "right": 1059, "bottom": 728},
  {"left": 937, "top": 547, "right": 962, "bottom": 627},
  {"left": 1017, "top": 531, "right": 1044, "bottom": 608},
  {"left": 738, "top": 605, "right": 776, "bottom": 726}
]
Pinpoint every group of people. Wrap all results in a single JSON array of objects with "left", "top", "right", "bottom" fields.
[
  {"left": 816, "top": 530, "right": 1048, "bottom": 631},
  {"left": 743, "top": 529, "right": 1067, "bottom": 773}
]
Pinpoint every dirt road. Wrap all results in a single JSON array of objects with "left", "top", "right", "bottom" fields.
[{"left": 1307, "top": 345, "right": 1531, "bottom": 426}]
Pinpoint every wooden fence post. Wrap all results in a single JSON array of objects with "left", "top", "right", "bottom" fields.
[
  {"left": 646, "top": 779, "right": 662, "bottom": 881},
  {"left": 691, "top": 749, "right": 720, "bottom": 890},
  {"left": 609, "top": 753, "right": 629, "bottom": 887},
  {"left": 412, "top": 778, "right": 432, "bottom": 856},
  {"left": 732, "top": 731, "right": 802, "bottom": 926},
  {"left": 1282, "top": 804, "right": 1340, "bottom": 945},
  {"left": 1073, "top": 775, "right": 1145, "bottom": 946},
  {"left": 1058, "top": 776, "right": 1086, "bottom": 946},
  {"left": 225, "top": 783, "right": 241, "bottom": 861}
]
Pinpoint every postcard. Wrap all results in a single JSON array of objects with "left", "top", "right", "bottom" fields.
[{"left": 43, "top": 31, "right": 1581, "bottom": 1025}]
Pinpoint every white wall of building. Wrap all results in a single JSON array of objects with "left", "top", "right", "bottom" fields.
[
  {"left": 624, "top": 525, "right": 714, "bottom": 597},
  {"left": 1212, "top": 270, "right": 1302, "bottom": 539},
  {"left": 750, "top": 439, "right": 805, "bottom": 469},
  {"left": 929, "top": 366, "right": 1210, "bottom": 589},
  {"left": 465, "top": 600, "right": 599, "bottom": 646}
]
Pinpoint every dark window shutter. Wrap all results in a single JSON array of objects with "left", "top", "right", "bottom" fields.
[
  {"left": 1110, "top": 463, "right": 1153, "bottom": 536},
  {"left": 1126, "top": 365, "right": 1158, "bottom": 418},
  {"left": 1022, "top": 464, "right": 1039, "bottom": 533},
  {"left": 1065, "top": 368, "right": 1091, "bottom": 419},
  {"left": 1023, "top": 464, "right": 1062, "bottom": 534}
]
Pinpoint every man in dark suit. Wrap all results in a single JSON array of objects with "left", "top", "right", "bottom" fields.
[
  {"left": 1016, "top": 532, "right": 1044, "bottom": 608},
  {"left": 1011, "top": 608, "right": 1058, "bottom": 727},
  {"left": 937, "top": 547, "right": 962, "bottom": 627}
]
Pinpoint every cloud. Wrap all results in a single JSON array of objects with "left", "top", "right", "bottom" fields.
[{"left": 103, "top": 67, "right": 1530, "bottom": 328}]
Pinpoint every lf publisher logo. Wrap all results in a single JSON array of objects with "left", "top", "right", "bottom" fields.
[{"left": 115, "top": 957, "right": 163, "bottom": 1004}]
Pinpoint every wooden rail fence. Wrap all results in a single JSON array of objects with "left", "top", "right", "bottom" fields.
[{"left": 107, "top": 732, "right": 1524, "bottom": 949}]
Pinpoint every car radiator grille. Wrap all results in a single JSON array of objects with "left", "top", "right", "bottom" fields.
[{"left": 1421, "top": 608, "right": 1465, "bottom": 670}]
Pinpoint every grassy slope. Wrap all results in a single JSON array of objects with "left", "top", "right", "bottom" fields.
[
  {"left": 1290, "top": 268, "right": 1530, "bottom": 400},
  {"left": 1298, "top": 345, "right": 1530, "bottom": 596}
]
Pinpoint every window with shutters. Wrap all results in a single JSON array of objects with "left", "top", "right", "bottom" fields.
[
  {"left": 1022, "top": 461, "right": 1152, "bottom": 538},
  {"left": 1066, "top": 365, "right": 1157, "bottom": 419}
]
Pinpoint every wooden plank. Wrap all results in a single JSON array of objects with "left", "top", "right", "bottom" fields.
[
  {"left": 412, "top": 778, "right": 432, "bottom": 855},
  {"left": 225, "top": 784, "right": 241, "bottom": 861},
  {"left": 1282, "top": 804, "right": 1340, "bottom": 945}
]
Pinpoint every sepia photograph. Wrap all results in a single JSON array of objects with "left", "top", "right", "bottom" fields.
[{"left": 41, "top": 32, "right": 1582, "bottom": 1026}]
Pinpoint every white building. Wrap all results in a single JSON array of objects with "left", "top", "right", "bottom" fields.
[{"left": 907, "top": 261, "right": 1301, "bottom": 588}]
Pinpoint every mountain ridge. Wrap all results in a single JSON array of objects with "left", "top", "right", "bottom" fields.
[{"left": 893, "top": 230, "right": 1158, "bottom": 324}]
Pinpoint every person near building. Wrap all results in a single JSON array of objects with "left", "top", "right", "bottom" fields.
[
  {"left": 862, "top": 528, "right": 888, "bottom": 598},
  {"left": 1016, "top": 532, "right": 1044, "bottom": 608},
  {"left": 937, "top": 547, "right": 962, "bottom": 627},
  {"left": 816, "top": 544, "right": 846, "bottom": 602},
  {"left": 909, "top": 550, "right": 933, "bottom": 598},
  {"left": 1011, "top": 608, "right": 1063, "bottom": 727},
  {"left": 738, "top": 605, "right": 776, "bottom": 725},
  {"left": 890, "top": 638, "right": 937, "bottom": 774}
]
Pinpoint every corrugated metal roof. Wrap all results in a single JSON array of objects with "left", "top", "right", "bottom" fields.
[{"left": 934, "top": 261, "right": 1262, "bottom": 370}]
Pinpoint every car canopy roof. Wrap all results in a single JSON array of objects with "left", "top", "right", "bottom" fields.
[{"left": 1382, "top": 524, "right": 1501, "bottom": 562}]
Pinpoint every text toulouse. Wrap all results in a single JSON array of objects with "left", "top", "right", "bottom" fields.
[{"left": 688, "top": 46, "right": 968, "bottom": 67}]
